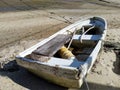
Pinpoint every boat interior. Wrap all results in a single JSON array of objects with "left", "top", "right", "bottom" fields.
[{"left": 25, "top": 24, "right": 103, "bottom": 63}]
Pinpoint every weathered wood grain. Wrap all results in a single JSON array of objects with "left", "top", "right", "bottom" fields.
[
  {"left": 26, "top": 53, "right": 50, "bottom": 62},
  {"left": 33, "top": 34, "right": 72, "bottom": 56}
]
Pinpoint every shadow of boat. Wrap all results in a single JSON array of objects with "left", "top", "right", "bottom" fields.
[{"left": 0, "top": 60, "right": 66, "bottom": 90}]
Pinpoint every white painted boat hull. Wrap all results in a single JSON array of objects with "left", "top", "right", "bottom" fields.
[
  {"left": 16, "top": 17, "right": 107, "bottom": 88},
  {"left": 16, "top": 58, "right": 82, "bottom": 88}
]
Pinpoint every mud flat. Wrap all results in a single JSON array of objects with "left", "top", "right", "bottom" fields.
[{"left": 0, "top": 0, "right": 120, "bottom": 90}]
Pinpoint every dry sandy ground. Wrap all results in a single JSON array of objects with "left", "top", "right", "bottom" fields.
[{"left": 0, "top": 0, "right": 120, "bottom": 90}]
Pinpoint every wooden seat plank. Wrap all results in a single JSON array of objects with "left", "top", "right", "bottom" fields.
[
  {"left": 33, "top": 34, "right": 72, "bottom": 56},
  {"left": 73, "top": 35, "right": 102, "bottom": 41}
]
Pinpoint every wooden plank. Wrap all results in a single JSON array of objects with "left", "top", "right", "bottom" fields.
[
  {"left": 26, "top": 53, "right": 50, "bottom": 62},
  {"left": 33, "top": 34, "right": 72, "bottom": 56}
]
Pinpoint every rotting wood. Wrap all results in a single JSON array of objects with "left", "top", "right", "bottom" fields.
[
  {"left": 33, "top": 34, "right": 72, "bottom": 56},
  {"left": 26, "top": 53, "right": 50, "bottom": 62}
]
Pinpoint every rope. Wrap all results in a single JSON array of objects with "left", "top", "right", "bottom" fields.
[
  {"left": 67, "top": 24, "right": 94, "bottom": 90},
  {"left": 67, "top": 28, "right": 77, "bottom": 49},
  {"left": 79, "top": 65, "right": 90, "bottom": 90},
  {"left": 67, "top": 28, "right": 90, "bottom": 89},
  {"left": 83, "top": 77, "right": 90, "bottom": 90},
  {"left": 80, "top": 25, "right": 95, "bottom": 43}
]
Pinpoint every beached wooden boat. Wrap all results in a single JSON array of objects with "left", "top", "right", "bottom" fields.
[{"left": 16, "top": 17, "right": 107, "bottom": 88}]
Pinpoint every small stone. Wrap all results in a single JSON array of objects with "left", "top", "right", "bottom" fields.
[
  {"left": 107, "top": 35, "right": 109, "bottom": 37},
  {"left": 97, "top": 71, "right": 102, "bottom": 75},
  {"left": 110, "top": 59, "right": 114, "bottom": 62},
  {"left": 91, "top": 69, "right": 95, "bottom": 72},
  {"left": 0, "top": 56, "right": 2, "bottom": 58},
  {"left": 107, "top": 64, "right": 110, "bottom": 67},
  {"left": 49, "top": 12, "right": 55, "bottom": 14},
  {"left": 102, "top": 58, "right": 104, "bottom": 60}
]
